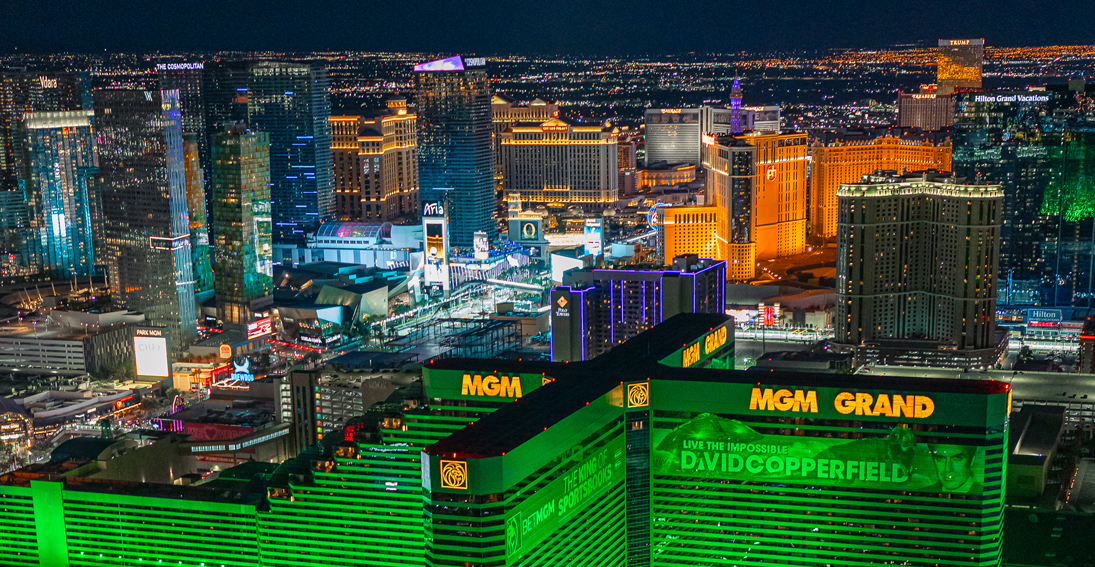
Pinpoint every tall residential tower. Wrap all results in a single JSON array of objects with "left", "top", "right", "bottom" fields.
[
  {"left": 93, "top": 88, "right": 197, "bottom": 355},
  {"left": 13, "top": 110, "right": 98, "bottom": 277},
  {"left": 211, "top": 125, "right": 273, "bottom": 326},
  {"left": 835, "top": 170, "right": 1004, "bottom": 368},
  {"left": 937, "top": 39, "right": 984, "bottom": 95},
  {"left": 247, "top": 61, "right": 333, "bottom": 243},
  {"left": 415, "top": 55, "right": 495, "bottom": 246}
]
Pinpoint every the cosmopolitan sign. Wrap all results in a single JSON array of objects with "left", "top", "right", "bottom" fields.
[
  {"left": 973, "top": 94, "right": 1050, "bottom": 103},
  {"left": 155, "top": 63, "right": 205, "bottom": 71}
]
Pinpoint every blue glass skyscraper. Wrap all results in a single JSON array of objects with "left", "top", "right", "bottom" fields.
[
  {"left": 94, "top": 88, "right": 197, "bottom": 356},
  {"left": 415, "top": 55, "right": 496, "bottom": 246},
  {"left": 246, "top": 61, "right": 333, "bottom": 243},
  {"left": 953, "top": 86, "right": 1095, "bottom": 307},
  {"left": 14, "top": 110, "right": 98, "bottom": 277}
]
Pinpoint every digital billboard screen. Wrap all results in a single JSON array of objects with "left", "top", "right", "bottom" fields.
[
  {"left": 246, "top": 317, "right": 273, "bottom": 340},
  {"left": 652, "top": 413, "right": 986, "bottom": 495},
  {"left": 473, "top": 231, "right": 489, "bottom": 260},
  {"left": 424, "top": 219, "right": 450, "bottom": 288},
  {"left": 134, "top": 332, "right": 169, "bottom": 377},
  {"left": 583, "top": 219, "right": 603, "bottom": 257}
]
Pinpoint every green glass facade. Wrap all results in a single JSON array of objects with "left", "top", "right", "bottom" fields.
[
  {"left": 0, "top": 316, "right": 1008, "bottom": 567},
  {"left": 184, "top": 132, "right": 213, "bottom": 293},
  {"left": 953, "top": 87, "right": 1095, "bottom": 306},
  {"left": 211, "top": 127, "right": 272, "bottom": 325}
]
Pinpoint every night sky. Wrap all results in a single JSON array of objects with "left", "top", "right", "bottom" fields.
[{"left": 3, "top": 0, "right": 1095, "bottom": 54}]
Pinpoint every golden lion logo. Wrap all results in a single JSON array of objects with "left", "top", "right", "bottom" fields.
[
  {"left": 627, "top": 382, "right": 649, "bottom": 408},
  {"left": 440, "top": 460, "right": 467, "bottom": 490}
]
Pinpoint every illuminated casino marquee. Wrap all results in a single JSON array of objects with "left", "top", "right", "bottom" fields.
[
  {"left": 748, "top": 387, "right": 935, "bottom": 418},
  {"left": 461, "top": 374, "right": 522, "bottom": 398}
]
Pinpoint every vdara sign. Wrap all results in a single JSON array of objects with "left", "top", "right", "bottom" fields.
[
  {"left": 749, "top": 388, "right": 935, "bottom": 418},
  {"left": 461, "top": 374, "right": 523, "bottom": 398}
]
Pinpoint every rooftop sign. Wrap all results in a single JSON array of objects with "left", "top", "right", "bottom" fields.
[
  {"left": 414, "top": 56, "right": 465, "bottom": 72},
  {"left": 972, "top": 94, "right": 1050, "bottom": 103}
]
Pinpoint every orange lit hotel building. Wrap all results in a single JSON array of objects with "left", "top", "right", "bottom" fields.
[
  {"left": 810, "top": 128, "right": 952, "bottom": 240},
  {"left": 698, "top": 131, "right": 808, "bottom": 280},
  {"left": 328, "top": 97, "right": 418, "bottom": 222}
]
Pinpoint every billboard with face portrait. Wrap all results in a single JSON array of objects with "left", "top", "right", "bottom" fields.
[{"left": 651, "top": 413, "right": 985, "bottom": 495}]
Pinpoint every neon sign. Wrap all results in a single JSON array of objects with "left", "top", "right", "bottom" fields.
[{"left": 230, "top": 359, "right": 254, "bottom": 382}]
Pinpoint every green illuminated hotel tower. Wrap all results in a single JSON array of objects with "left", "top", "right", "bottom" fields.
[
  {"left": 211, "top": 124, "right": 272, "bottom": 325},
  {"left": 0, "top": 315, "right": 1008, "bottom": 567}
]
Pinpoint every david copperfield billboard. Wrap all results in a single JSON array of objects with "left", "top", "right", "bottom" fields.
[
  {"left": 653, "top": 414, "right": 985, "bottom": 494},
  {"left": 648, "top": 381, "right": 1007, "bottom": 496}
]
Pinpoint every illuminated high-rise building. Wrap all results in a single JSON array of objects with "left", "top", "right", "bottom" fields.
[
  {"left": 657, "top": 205, "right": 720, "bottom": 262},
  {"left": 810, "top": 127, "right": 952, "bottom": 240},
  {"left": 499, "top": 117, "right": 618, "bottom": 210},
  {"left": 13, "top": 110, "right": 98, "bottom": 278},
  {"left": 247, "top": 61, "right": 333, "bottom": 243},
  {"left": 550, "top": 257, "right": 726, "bottom": 362},
  {"left": 157, "top": 62, "right": 208, "bottom": 178},
  {"left": 93, "top": 88, "right": 197, "bottom": 356},
  {"left": 703, "top": 131, "right": 808, "bottom": 274},
  {"left": 702, "top": 135, "right": 756, "bottom": 280},
  {"left": 835, "top": 170, "right": 1005, "bottom": 368},
  {"left": 645, "top": 108, "right": 702, "bottom": 165},
  {"left": 211, "top": 125, "right": 272, "bottom": 326},
  {"left": 897, "top": 84, "right": 955, "bottom": 130},
  {"left": 645, "top": 101, "right": 780, "bottom": 167},
  {"left": 616, "top": 133, "right": 638, "bottom": 196},
  {"left": 937, "top": 39, "right": 984, "bottom": 95},
  {"left": 415, "top": 55, "right": 495, "bottom": 246},
  {"left": 492, "top": 95, "right": 558, "bottom": 188},
  {"left": 329, "top": 97, "right": 418, "bottom": 222},
  {"left": 949, "top": 88, "right": 1095, "bottom": 306},
  {"left": 0, "top": 70, "right": 86, "bottom": 192},
  {"left": 183, "top": 133, "right": 213, "bottom": 293}
]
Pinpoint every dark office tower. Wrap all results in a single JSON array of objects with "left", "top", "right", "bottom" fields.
[
  {"left": 183, "top": 133, "right": 213, "bottom": 293},
  {"left": 938, "top": 39, "right": 984, "bottom": 95},
  {"left": 835, "top": 170, "right": 1005, "bottom": 368},
  {"left": 246, "top": 61, "right": 333, "bottom": 243},
  {"left": 203, "top": 61, "right": 252, "bottom": 144},
  {"left": 415, "top": 55, "right": 495, "bottom": 246},
  {"left": 157, "top": 63, "right": 208, "bottom": 177},
  {"left": 0, "top": 71, "right": 86, "bottom": 191},
  {"left": 13, "top": 110, "right": 98, "bottom": 278},
  {"left": 93, "top": 89, "right": 198, "bottom": 356},
  {"left": 211, "top": 125, "right": 272, "bottom": 325}
]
